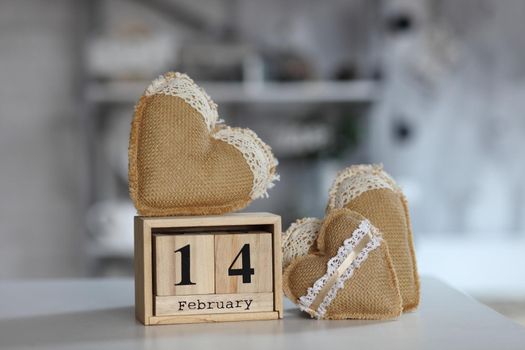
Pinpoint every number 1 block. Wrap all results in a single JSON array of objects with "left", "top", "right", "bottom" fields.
[
  {"left": 215, "top": 233, "right": 273, "bottom": 294},
  {"left": 154, "top": 234, "right": 215, "bottom": 296}
]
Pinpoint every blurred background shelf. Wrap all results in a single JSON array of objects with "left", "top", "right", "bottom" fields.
[{"left": 86, "top": 80, "right": 378, "bottom": 104}]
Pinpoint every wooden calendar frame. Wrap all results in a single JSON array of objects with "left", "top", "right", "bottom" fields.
[{"left": 134, "top": 212, "right": 283, "bottom": 325}]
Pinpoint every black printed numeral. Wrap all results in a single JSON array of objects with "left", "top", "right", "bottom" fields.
[
  {"left": 174, "top": 244, "right": 196, "bottom": 286},
  {"left": 228, "top": 244, "right": 255, "bottom": 283}
]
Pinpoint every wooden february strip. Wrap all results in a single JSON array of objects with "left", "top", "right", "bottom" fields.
[{"left": 155, "top": 292, "right": 274, "bottom": 316}]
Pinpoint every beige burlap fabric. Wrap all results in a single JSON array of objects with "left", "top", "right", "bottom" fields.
[
  {"left": 129, "top": 72, "right": 278, "bottom": 216},
  {"left": 283, "top": 209, "right": 402, "bottom": 320},
  {"left": 327, "top": 165, "right": 420, "bottom": 311}
]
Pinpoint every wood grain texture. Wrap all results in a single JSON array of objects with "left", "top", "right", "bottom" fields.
[
  {"left": 149, "top": 311, "right": 280, "bottom": 325},
  {"left": 134, "top": 213, "right": 282, "bottom": 325},
  {"left": 138, "top": 212, "right": 280, "bottom": 228},
  {"left": 215, "top": 233, "right": 273, "bottom": 294},
  {"left": 134, "top": 217, "right": 145, "bottom": 324},
  {"left": 155, "top": 234, "right": 215, "bottom": 296},
  {"left": 134, "top": 218, "right": 153, "bottom": 325},
  {"left": 271, "top": 216, "right": 284, "bottom": 319},
  {"left": 155, "top": 292, "right": 274, "bottom": 316}
]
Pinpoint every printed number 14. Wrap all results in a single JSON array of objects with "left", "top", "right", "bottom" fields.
[{"left": 174, "top": 243, "right": 255, "bottom": 286}]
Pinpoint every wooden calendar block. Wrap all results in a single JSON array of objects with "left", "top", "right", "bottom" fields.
[
  {"left": 215, "top": 233, "right": 273, "bottom": 294},
  {"left": 134, "top": 213, "right": 283, "bottom": 325},
  {"left": 154, "top": 234, "right": 215, "bottom": 296}
]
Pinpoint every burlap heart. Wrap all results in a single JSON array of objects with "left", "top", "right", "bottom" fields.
[
  {"left": 129, "top": 73, "right": 278, "bottom": 216},
  {"left": 283, "top": 209, "right": 402, "bottom": 320},
  {"left": 327, "top": 164, "right": 420, "bottom": 311},
  {"left": 282, "top": 217, "right": 323, "bottom": 270}
]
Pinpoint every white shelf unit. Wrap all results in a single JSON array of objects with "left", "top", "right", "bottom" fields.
[{"left": 86, "top": 80, "right": 378, "bottom": 105}]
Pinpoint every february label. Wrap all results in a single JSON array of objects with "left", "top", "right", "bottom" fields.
[{"left": 155, "top": 292, "right": 274, "bottom": 316}]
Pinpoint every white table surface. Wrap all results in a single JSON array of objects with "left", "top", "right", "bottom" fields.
[{"left": 1, "top": 277, "right": 524, "bottom": 350}]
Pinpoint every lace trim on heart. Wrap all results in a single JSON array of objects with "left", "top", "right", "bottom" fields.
[
  {"left": 327, "top": 164, "right": 402, "bottom": 211},
  {"left": 145, "top": 72, "right": 220, "bottom": 131},
  {"left": 214, "top": 127, "right": 279, "bottom": 200},
  {"left": 282, "top": 217, "right": 323, "bottom": 270},
  {"left": 297, "top": 220, "right": 382, "bottom": 319}
]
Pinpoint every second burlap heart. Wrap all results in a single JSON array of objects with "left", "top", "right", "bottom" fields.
[
  {"left": 283, "top": 209, "right": 402, "bottom": 320},
  {"left": 326, "top": 164, "right": 420, "bottom": 311}
]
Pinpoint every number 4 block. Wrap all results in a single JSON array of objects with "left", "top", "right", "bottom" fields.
[{"left": 215, "top": 233, "right": 273, "bottom": 294}]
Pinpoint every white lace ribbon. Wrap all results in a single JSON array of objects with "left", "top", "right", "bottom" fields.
[
  {"left": 298, "top": 220, "right": 381, "bottom": 319},
  {"left": 327, "top": 164, "right": 401, "bottom": 211},
  {"left": 214, "top": 127, "right": 279, "bottom": 199},
  {"left": 282, "top": 217, "right": 323, "bottom": 269},
  {"left": 145, "top": 72, "right": 219, "bottom": 131}
]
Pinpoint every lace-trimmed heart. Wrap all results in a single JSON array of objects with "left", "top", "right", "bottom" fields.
[
  {"left": 327, "top": 164, "right": 420, "bottom": 311},
  {"left": 129, "top": 72, "right": 278, "bottom": 216},
  {"left": 283, "top": 209, "right": 402, "bottom": 320}
]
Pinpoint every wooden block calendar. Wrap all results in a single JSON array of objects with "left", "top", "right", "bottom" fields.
[{"left": 134, "top": 213, "right": 283, "bottom": 325}]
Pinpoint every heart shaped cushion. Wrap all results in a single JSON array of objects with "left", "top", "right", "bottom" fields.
[
  {"left": 129, "top": 73, "right": 278, "bottom": 216},
  {"left": 326, "top": 164, "right": 420, "bottom": 311},
  {"left": 282, "top": 217, "right": 323, "bottom": 270},
  {"left": 283, "top": 209, "right": 402, "bottom": 320}
]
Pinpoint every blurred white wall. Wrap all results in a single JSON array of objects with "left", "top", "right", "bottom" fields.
[
  {"left": 371, "top": 0, "right": 525, "bottom": 235},
  {"left": 371, "top": 0, "right": 525, "bottom": 297},
  {"left": 0, "top": 0, "right": 84, "bottom": 277}
]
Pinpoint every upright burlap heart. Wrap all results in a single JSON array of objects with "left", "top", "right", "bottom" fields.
[
  {"left": 327, "top": 165, "right": 420, "bottom": 311},
  {"left": 283, "top": 209, "right": 402, "bottom": 320},
  {"left": 129, "top": 73, "right": 278, "bottom": 216}
]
